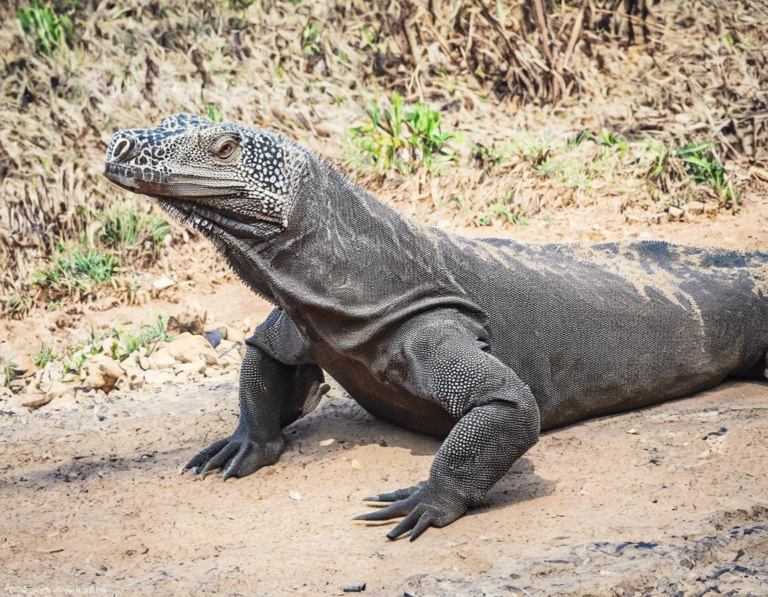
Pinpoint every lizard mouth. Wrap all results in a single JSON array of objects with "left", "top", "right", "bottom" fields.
[{"left": 104, "top": 163, "right": 283, "bottom": 235}]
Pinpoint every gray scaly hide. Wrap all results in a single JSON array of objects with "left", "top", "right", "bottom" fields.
[{"left": 105, "top": 114, "right": 768, "bottom": 541}]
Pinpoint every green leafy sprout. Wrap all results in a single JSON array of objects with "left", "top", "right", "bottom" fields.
[
  {"left": 302, "top": 22, "right": 322, "bottom": 55},
  {"left": 205, "top": 103, "right": 224, "bottom": 123},
  {"left": 347, "top": 91, "right": 461, "bottom": 173}
]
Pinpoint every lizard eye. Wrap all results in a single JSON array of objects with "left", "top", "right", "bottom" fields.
[{"left": 212, "top": 137, "right": 240, "bottom": 162}]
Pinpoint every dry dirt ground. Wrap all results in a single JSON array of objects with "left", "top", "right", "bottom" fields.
[{"left": 3, "top": 201, "right": 768, "bottom": 596}]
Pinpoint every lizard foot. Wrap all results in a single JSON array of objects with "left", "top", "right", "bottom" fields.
[
  {"left": 354, "top": 481, "right": 467, "bottom": 541},
  {"left": 185, "top": 431, "right": 284, "bottom": 480}
]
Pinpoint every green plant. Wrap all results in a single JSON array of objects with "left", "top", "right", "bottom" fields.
[
  {"left": 32, "top": 344, "right": 58, "bottom": 368},
  {"left": 675, "top": 142, "right": 734, "bottom": 200},
  {"left": 62, "top": 333, "right": 102, "bottom": 374},
  {"left": 347, "top": 91, "right": 460, "bottom": 173},
  {"left": 3, "top": 295, "right": 30, "bottom": 318},
  {"left": 228, "top": 0, "right": 257, "bottom": 8},
  {"left": 110, "top": 315, "right": 169, "bottom": 362},
  {"left": 1, "top": 356, "right": 18, "bottom": 387},
  {"left": 33, "top": 249, "right": 117, "bottom": 297},
  {"left": 508, "top": 134, "right": 550, "bottom": 164},
  {"left": 593, "top": 129, "right": 628, "bottom": 152},
  {"left": 476, "top": 215, "right": 493, "bottom": 226},
  {"left": 489, "top": 189, "right": 529, "bottom": 226},
  {"left": 205, "top": 103, "right": 224, "bottom": 123},
  {"left": 302, "top": 22, "right": 322, "bottom": 56},
  {"left": 17, "top": 2, "right": 72, "bottom": 56},
  {"left": 97, "top": 207, "right": 170, "bottom": 249},
  {"left": 647, "top": 140, "right": 670, "bottom": 178},
  {"left": 536, "top": 156, "right": 593, "bottom": 191},
  {"left": 471, "top": 143, "right": 508, "bottom": 169}
]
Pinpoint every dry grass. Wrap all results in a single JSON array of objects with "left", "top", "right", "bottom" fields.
[{"left": 0, "top": 0, "right": 766, "bottom": 317}]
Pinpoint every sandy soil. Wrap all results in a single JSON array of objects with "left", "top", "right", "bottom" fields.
[
  {"left": 2, "top": 376, "right": 767, "bottom": 596},
  {"left": 3, "top": 199, "right": 768, "bottom": 596}
]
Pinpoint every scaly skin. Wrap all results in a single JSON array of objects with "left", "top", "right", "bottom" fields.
[{"left": 104, "top": 114, "right": 768, "bottom": 541}]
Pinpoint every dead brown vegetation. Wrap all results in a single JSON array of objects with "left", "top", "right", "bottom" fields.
[{"left": 0, "top": 0, "right": 766, "bottom": 316}]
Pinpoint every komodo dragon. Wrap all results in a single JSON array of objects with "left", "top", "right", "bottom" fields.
[{"left": 104, "top": 114, "right": 768, "bottom": 541}]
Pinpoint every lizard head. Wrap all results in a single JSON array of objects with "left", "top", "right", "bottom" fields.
[{"left": 104, "top": 113, "right": 302, "bottom": 240}]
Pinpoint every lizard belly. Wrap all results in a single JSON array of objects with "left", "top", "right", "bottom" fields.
[{"left": 318, "top": 354, "right": 457, "bottom": 439}]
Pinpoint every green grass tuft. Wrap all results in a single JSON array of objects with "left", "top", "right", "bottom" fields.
[
  {"left": 97, "top": 207, "right": 170, "bottom": 249},
  {"left": 1, "top": 356, "right": 18, "bottom": 388},
  {"left": 32, "top": 344, "right": 58, "bottom": 368},
  {"left": 17, "top": 2, "right": 72, "bottom": 56},
  {"left": 109, "top": 315, "right": 170, "bottom": 362},
  {"left": 33, "top": 249, "right": 117, "bottom": 298},
  {"left": 675, "top": 141, "right": 736, "bottom": 201}
]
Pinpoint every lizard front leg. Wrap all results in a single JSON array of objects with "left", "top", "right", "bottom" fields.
[
  {"left": 186, "top": 309, "right": 328, "bottom": 479},
  {"left": 355, "top": 317, "right": 540, "bottom": 540}
]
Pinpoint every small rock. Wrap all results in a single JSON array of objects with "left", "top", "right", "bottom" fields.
[
  {"left": 121, "top": 366, "right": 145, "bottom": 390},
  {"left": 627, "top": 428, "right": 638, "bottom": 435},
  {"left": 175, "top": 359, "right": 207, "bottom": 376},
  {"left": 351, "top": 460, "right": 361, "bottom": 469},
  {"left": 204, "top": 368, "right": 223, "bottom": 378},
  {"left": 679, "top": 558, "right": 694, "bottom": 570},
  {"left": 8, "top": 392, "right": 33, "bottom": 410},
  {"left": 226, "top": 326, "right": 246, "bottom": 344},
  {"left": 99, "top": 337, "right": 116, "bottom": 354},
  {"left": 204, "top": 330, "right": 223, "bottom": 349},
  {"left": 219, "top": 352, "right": 241, "bottom": 369},
  {"left": 667, "top": 206, "right": 684, "bottom": 221},
  {"left": 45, "top": 381, "right": 77, "bottom": 403},
  {"left": 166, "top": 314, "right": 205, "bottom": 337},
  {"left": 40, "top": 384, "right": 79, "bottom": 411},
  {"left": 149, "top": 348, "right": 176, "bottom": 370},
  {"left": 84, "top": 355, "right": 124, "bottom": 394},
  {"left": 164, "top": 333, "right": 217, "bottom": 365},
  {"left": 319, "top": 439, "right": 335, "bottom": 446},
  {"left": 152, "top": 276, "right": 175, "bottom": 291},
  {"left": 40, "top": 360, "right": 65, "bottom": 386},
  {"left": 144, "top": 370, "right": 175, "bottom": 385},
  {"left": 216, "top": 325, "right": 228, "bottom": 340},
  {"left": 649, "top": 212, "right": 666, "bottom": 224},
  {"left": 343, "top": 583, "right": 366, "bottom": 593},
  {"left": 21, "top": 393, "right": 54, "bottom": 410},
  {"left": 216, "top": 339, "right": 237, "bottom": 355},
  {"left": 685, "top": 201, "right": 705, "bottom": 216},
  {"left": 289, "top": 491, "right": 302, "bottom": 501}
]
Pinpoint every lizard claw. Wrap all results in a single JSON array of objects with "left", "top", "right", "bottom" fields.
[
  {"left": 185, "top": 432, "right": 284, "bottom": 479},
  {"left": 354, "top": 481, "right": 466, "bottom": 541},
  {"left": 362, "top": 481, "right": 426, "bottom": 503}
]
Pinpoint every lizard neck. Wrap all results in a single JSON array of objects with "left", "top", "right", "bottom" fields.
[{"left": 254, "top": 153, "right": 481, "bottom": 351}]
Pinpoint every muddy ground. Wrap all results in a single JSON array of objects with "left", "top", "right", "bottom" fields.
[{"left": 2, "top": 200, "right": 768, "bottom": 596}]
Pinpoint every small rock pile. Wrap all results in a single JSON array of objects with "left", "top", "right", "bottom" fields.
[{"left": 2, "top": 321, "right": 249, "bottom": 413}]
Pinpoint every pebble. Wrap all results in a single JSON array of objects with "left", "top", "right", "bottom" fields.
[{"left": 204, "top": 330, "right": 223, "bottom": 349}]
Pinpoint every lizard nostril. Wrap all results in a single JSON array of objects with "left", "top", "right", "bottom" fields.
[{"left": 112, "top": 138, "right": 135, "bottom": 163}]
